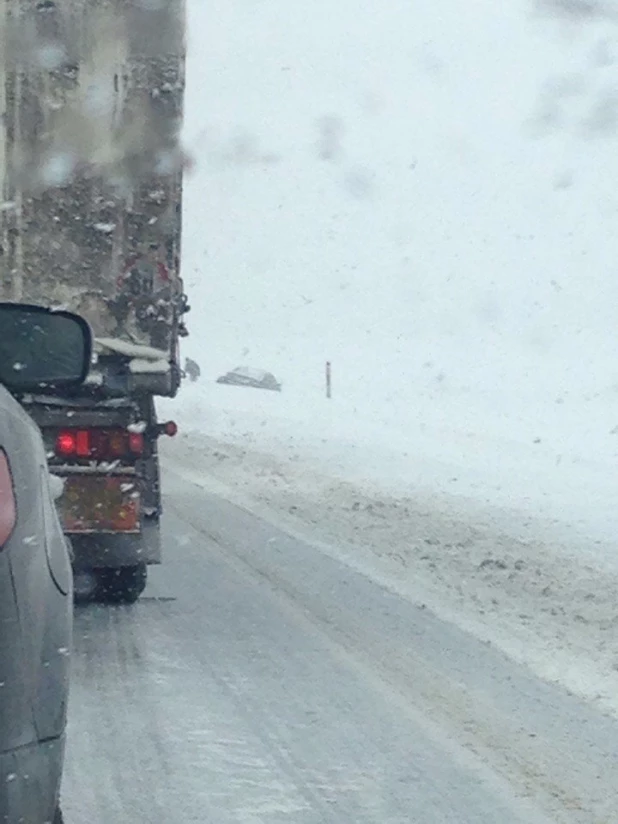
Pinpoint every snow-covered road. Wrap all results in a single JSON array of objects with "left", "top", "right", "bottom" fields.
[
  {"left": 161, "top": 429, "right": 618, "bottom": 717},
  {"left": 60, "top": 465, "right": 618, "bottom": 823}
]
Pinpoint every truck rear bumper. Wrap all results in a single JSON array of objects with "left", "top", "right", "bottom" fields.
[{"left": 70, "top": 518, "right": 161, "bottom": 569}]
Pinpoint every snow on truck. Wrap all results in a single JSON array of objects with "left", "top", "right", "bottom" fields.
[{"left": 0, "top": 0, "right": 189, "bottom": 602}]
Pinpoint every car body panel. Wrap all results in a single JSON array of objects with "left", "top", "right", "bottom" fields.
[
  {"left": 0, "top": 384, "right": 71, "bottom": 819},
  {"left": 0, "top": 738, "right": 64, "bottom": 824}
]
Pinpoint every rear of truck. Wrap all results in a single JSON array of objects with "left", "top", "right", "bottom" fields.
[
  {"left": 29, "top": 387, "right": 176, "bottom": 602},
  {"left": 0, "top": 0, "right": 188, "bottom": 601}
]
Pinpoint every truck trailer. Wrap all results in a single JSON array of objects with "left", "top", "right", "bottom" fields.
[{"left": 0, "top": 0, "right": 189, "bottom": 602}]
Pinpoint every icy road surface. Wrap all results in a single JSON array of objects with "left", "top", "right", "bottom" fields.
[{"left": 61, "top": 471, "right": 618, "bottom": 823}]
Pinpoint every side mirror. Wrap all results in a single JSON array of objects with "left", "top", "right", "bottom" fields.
[{"left": 0, "top": 303, "right": 92, "bottom": 391}]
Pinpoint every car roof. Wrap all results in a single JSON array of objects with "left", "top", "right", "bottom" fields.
[{"left": 231, "top": 366, "right": 269, "bottom": 380}]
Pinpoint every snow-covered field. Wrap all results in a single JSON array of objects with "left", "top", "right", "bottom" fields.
[{"left": 164, "top": 0, "right": 618, "bottom": 711}]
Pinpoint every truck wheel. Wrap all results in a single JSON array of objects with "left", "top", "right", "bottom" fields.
[
  {"left": 73, "top": 570, "right": 98, "bottom": 603},
  {"left": 96, "top": 564, "right": 147, "bottom": 604}
]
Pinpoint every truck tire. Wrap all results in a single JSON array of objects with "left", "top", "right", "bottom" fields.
[
  {"left": 73, "top": 570, "right": 98, "bottom": 603},
  {"left": 96, "top": 563, "right": 147, "bottom": 604}
]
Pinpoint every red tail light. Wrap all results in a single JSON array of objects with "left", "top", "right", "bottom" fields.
[
  {"left": 0, "top": 449, "right": 16, "bottom": 548},
  {"left": 55, "top": 429, "right": 144, "bottom": 461},
  {"left": 56, "top": 431, "right": 77, "bottom": 456},
  {"left": 75, "top": 430, "right": 90, "bottom": 457},
  {"left": 128, "top": 432, "right": 144, "bottom": 454}
]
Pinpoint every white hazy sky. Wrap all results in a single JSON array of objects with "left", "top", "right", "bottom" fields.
[{"left": 180, "top": 0, "right": 618, "bottom": 404}]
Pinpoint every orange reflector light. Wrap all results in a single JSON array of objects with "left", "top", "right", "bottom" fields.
[{"left": 108, "top": 432, "right": 126, "bottom": 457}]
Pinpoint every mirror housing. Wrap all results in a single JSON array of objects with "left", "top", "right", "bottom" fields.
[{"left": 0, "top": 303, "right": 92, "bottom": 392}]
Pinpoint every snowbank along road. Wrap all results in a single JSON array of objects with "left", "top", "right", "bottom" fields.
[{"left": 162, "top": 430, "right": 618, "bottom": 718}]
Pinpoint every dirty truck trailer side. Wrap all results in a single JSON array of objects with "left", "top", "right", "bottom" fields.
[{"left": 0, "top": 0, "right": 189, "bottom": 602}]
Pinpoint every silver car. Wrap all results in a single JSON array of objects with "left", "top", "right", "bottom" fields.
[{"left": 0, "top": 304, "right": 91, "bottom": 824}]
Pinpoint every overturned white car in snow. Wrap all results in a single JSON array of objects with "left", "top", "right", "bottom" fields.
[{"left": 216, "top": 366, "right": 282, "bottom": 392}]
